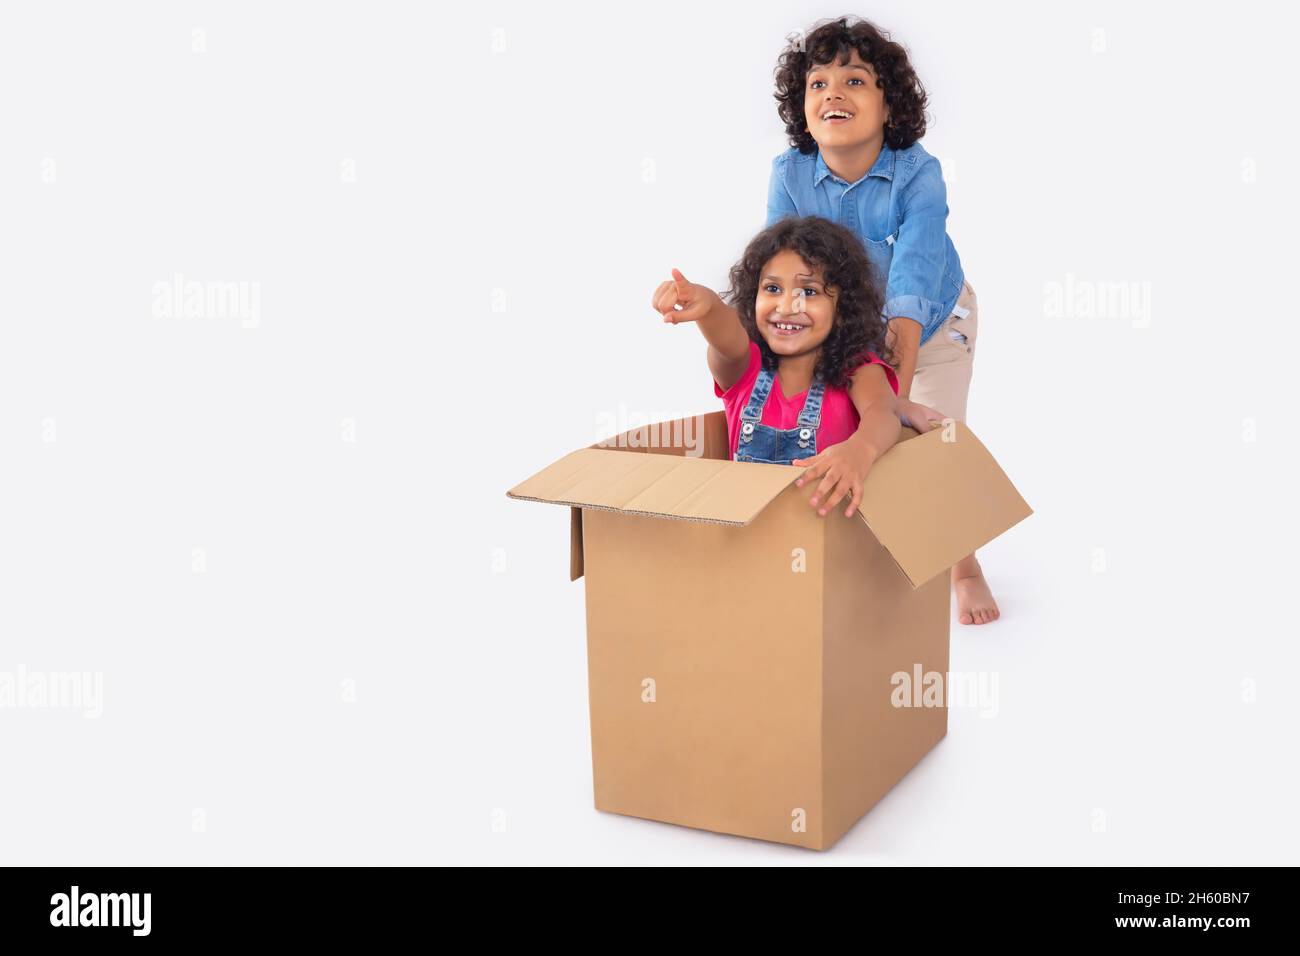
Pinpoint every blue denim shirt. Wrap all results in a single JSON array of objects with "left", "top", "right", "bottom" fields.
[{"left": 766, "top": 142, "right": 965, "bottom": 346}]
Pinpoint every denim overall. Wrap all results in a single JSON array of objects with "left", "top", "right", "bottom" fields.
[{"left": 735, "top": 365, "right": 825, "bottom": 465}]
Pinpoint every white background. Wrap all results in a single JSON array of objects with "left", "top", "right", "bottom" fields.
[{"left": 1, "top": 0, "right": 1296, "bottom": 864}]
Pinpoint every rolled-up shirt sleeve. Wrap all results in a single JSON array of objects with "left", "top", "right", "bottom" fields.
[
  {"left": 883, "top": 158, "right": 951, "bottom": 329},
  {"left": 765, "top": 154, "right": 798, "bottom": 227}
]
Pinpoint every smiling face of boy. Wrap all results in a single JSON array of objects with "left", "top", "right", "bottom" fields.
[
  {"left": 802, "top": 49, "right": 890, "bottom": 151},
  {"left": 756, "top": 249, "right": 836, "bottom": 360}
]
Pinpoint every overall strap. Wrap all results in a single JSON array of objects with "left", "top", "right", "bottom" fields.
[
  {"left": 796, "top": 379, "right": 826, "bottom": 429},
  {"left": 741, "top": 365, "right": 774, "bottom": 423},
  {"left": 737, "top": 364, "right": 775, "bottom": 448}
]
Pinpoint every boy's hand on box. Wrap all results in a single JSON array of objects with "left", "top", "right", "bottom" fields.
[
  {"left": 651, "top": 268, "right": 719, "bottom": 324},
  {"left": 897, "top": 398, "right": 948, "bottom": 433},
  {"left": 792, "top": 434, "right": 881, "bottom": 519}
]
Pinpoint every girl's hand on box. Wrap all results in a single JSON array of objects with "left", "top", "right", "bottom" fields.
[
  {"left": 792, "top": 434, "right": 882, "bottom": 519},
  {"left": 897, "top": 398, "right": 948, "bottom": 433},
  {"left": 651, "top": 268, "right": 720, "bottom": 324}
]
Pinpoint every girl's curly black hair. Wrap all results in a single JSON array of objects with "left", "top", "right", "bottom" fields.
[
  {"left": 723, "top": 216, "right": 893, "bottom": 391},
  {"left": 774, "top": 16, "right": 929, "bottom": 154}
]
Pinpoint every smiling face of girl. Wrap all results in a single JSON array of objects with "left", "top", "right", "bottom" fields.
[
  {"left": 802, "top": 48, "right": 890, "bottom": 151},
  {"left": 755, "top": 249, "right": 836, "bottom": 360}
]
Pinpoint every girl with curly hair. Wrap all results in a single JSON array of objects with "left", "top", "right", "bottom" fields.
[
  {"left": 650, "top": 216, "right": 942, "bottom": 520},
  {"left": 768, "top": 16, "right": 998, "bottom": 625}
]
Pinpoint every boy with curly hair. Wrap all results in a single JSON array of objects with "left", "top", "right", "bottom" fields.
[{"left": 767, "top": 15, "right": 996, "bottom": 626}]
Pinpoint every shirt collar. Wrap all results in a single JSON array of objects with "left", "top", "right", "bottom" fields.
[{"left": 814, "top": 145, "right": 894, "bottom": 186}]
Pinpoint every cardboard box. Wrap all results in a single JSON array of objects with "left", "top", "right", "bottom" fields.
[{"left": 507, "top": 410, "right": 1031, "bottom": 850}]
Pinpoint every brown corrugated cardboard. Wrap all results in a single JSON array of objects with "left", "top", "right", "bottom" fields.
[
  {"left": 506, "top": 447, "right": 802, "bottom": 527},
  {"left": 507, "top": 410, "right": 1030, "bottom": 850},
  {"left": 854, "top": 421, "right": 1033, "bottom": 587}
]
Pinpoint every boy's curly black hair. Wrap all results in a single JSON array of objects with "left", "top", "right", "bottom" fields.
[
  {"left": 774, "top": 16, "right": 929, "bottom": 154},
  {"left": 723, "top": 216, "right": 893, "bottom": 392}
]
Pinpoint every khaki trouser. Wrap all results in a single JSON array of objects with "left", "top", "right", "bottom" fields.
[{"left": 908, "top": 279, "right": 977, "bottom": 423}]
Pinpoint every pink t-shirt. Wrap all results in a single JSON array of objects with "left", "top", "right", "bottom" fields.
[{"left": 712, "top": 341, "right": 900, "bottom": 460}]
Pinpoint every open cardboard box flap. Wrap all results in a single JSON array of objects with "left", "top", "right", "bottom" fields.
[
  {"left": 506, "top": 447, "right": 803, "bottom": 526},
  {"left": 506, "top": 413, "right": 1031, "bottom": 589},
  {"left": 855, "top": 421, "right": 1032, "bottom": 587}
]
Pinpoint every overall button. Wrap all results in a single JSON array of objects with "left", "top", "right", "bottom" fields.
[
  {"left": 742, "top": 422, "right": 754, "bottom": 435},
  {"left": 799, "top": 427, "right": 811, "bottom": 440}
]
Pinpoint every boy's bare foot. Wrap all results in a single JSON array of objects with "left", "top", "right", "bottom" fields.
[{"left": 952, "top": 555, "right": 999, "bottom": 625}]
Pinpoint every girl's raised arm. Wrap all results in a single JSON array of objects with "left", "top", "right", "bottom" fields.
[{"left": 651, "top": 268, "right": 750, "bottom": 391}]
